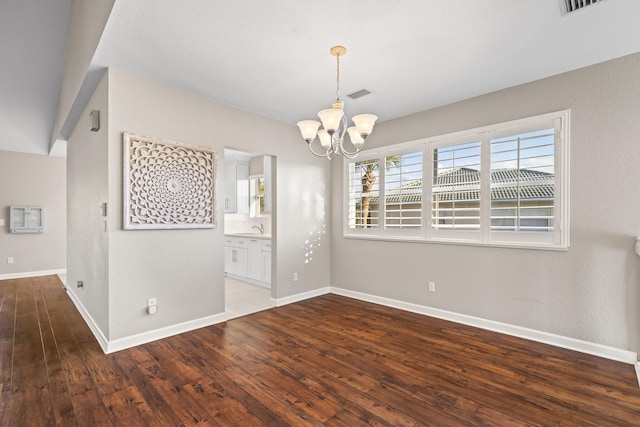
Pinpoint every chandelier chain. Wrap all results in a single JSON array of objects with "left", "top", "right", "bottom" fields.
[{"left": 336, "top": 53, "right": 340, "bottom": 101}]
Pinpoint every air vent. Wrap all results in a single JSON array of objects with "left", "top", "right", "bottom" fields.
[
  {"left": 560, "top": 0, "right": 605, "bottom": 15},
  {"left": 347, "top": 89, "right": 372, "bottom": 100}
]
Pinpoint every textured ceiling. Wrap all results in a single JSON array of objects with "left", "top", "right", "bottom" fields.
[{"left": 3, "top": 0, "right": 640, "bottom": 155}]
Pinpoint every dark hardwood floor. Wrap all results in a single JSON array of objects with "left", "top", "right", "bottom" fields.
[{"left": 1, "top": 275, "right": 639, "bottom": 426}]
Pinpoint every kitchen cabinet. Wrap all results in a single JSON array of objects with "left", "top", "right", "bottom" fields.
[
  {"left": 224, "top": 163, "right": 235, "bottom": 212},
  {"left": 224, "top": 235, "right": 271, "bottom": 287},
  {"left": 247, "top": 238, "right": 262, "bottom": 281},
  {"left": 261, "top": 240, "right": 272, "bottom": 283},
  {"left": 224, "top": 237, "right": 248, "bottom": 277},
  {"left": 224, "top": 161, "right": 249, "bottom": 213}
]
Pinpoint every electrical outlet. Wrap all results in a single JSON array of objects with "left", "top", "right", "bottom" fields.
[
  {"left": 7, "top": 257, "right": 13, "bottom": 264},
  {"left": 293, "top": 273, "right": 298, "bottom": 282},
  {"left": 428, "top": 281, "right": 436, "bottom": 292},
  {"left": 147, "top": 298, "right": 158, "bottom": 314}
]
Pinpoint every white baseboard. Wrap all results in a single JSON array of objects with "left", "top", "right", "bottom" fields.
[
  {"left": 65, "top": 277, "right": 638, "bottom": 382},
  {"left": 105, "top": 312, "right": 227, "bottom": 354},
  {"left": 65, "top": 286, "right": 110, "bottom": 353},
  {"left": 273, "top": 286, "right": 330, "bottom": 307},
  {"left": 66, "top": 285, "right": 226, "bottom": 354},
  {"left": 330, "top": 287, "right": 637, "bottom": 365},
  {"left": 0, "top": 268, "right": 66, "bottom": 281}
]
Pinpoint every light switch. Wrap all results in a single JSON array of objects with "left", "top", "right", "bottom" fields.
[{"left": 0, "top": 219, "right": 4, "bottom": 226}]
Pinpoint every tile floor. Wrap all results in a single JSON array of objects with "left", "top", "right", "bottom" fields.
[{"left": 225, "top": 277, "right": 273, "bottom": 319}]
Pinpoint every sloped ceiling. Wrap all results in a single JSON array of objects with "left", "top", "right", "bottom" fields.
[
  {"left": 3, "top": 0, "right": 640, "bottom": 156},
  {"left": 0, "top": 0, "right": 70, "bottom": 155}
]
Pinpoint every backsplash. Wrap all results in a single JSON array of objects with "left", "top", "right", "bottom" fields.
[{"left": 224, "top": 213, "right": 272, "bottom": 236}]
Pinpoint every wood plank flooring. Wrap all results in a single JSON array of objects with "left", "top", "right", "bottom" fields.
[{"left": 1, "top": 275, "right": 639, "bottom": 426}]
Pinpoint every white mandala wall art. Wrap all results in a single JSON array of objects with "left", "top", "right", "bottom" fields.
[{"left": 123, "top": 133, "right": 217, "bottom": 230}]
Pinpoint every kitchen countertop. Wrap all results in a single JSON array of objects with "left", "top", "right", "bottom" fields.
[{"left": 225, "top": 233, "right": 271, "bottom": 240}]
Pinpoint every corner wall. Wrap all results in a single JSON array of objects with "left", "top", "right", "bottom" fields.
[
  {"left": 105, "top": 68, "right": 330, "bottom": 341},
  {"left": 66, "top": 71, "right": 110, "bottom": 336},
  {"left": 331, "top": 53, "right": 640, "bottom": 355},
  {"left": 0, "top": 151, "right": 66, "bottom": 277}
]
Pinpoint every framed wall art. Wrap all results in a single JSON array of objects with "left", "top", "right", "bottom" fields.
[{"left": 123, "top": 133, "right": 216, "bottom": 230}]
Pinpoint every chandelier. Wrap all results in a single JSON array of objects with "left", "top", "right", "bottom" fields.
[{"left": 297, "top": 46, "right": 377, "bottom": 160}]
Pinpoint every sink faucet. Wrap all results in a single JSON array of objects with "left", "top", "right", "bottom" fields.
[{"left": 252, "top": 224, "right": 264, "bottom": 234}]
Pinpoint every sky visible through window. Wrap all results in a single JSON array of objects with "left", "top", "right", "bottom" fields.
[
  {"left": 490, "top": 129, "right": 554, "bottom": 175},
  {"left": 378, "top": 129, "right": 555, "bottom": 192}
]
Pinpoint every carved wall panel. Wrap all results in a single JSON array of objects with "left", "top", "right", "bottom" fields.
[{"left": 123, "top": 133, "right": 216, "bottom": 229}]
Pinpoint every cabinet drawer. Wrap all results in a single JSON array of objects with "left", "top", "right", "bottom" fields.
[
  {"left": 224, "top": 237, "right": 248, "bottom": 248},
  {"left": 261, "top": 240, "right": 272, "bottom": 252}
]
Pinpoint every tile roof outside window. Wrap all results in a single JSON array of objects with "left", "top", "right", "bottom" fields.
[{"left": 370, "top": 168, "right": 554, "bottom": 204}]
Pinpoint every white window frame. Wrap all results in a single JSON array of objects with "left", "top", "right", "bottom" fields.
[
  {"left": 428, "top": 135, "right": 483, "bottom": 243},
  {"left": 381, "top": 145, "right": 426, "bottom": 239},
  {"left": 345, "top": 150, "right": 383, "bottom": 237},
  {"left": 343, "top": 110, "right": 570, "bottom": 251}
]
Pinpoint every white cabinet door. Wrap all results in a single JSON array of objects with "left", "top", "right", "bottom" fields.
[
  {"left": 224, "top": 163, "right": 237, "bottom": 213},
  {"left": 224, "top": 246, "right": 233, "bottom": 274},
  {"left": 231, "top": 247, "right": 248, "bottom": 277},
  {"left": 247, "top": 238, "right": 262, "bottom": 280},
  {"left": 236, "top": 162, "right": 250, "bottom": 214},
  {"left": 225, "top": 236, "right": 270, "bottom": 285},
  {"left": 224, "top": 237, "right": 249, "bottom": 277},
  {"left": 224, "top": 161, "right": 250, "bottom": 213},
  {"left": 261, "top": 251, "right": 271, "bottom": 284},
  {"left": 261, "top": 239, "right": 271, "bottom": 284}
]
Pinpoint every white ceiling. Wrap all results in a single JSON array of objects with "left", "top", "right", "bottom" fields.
[
  {"left": 4, "top": 0, "right": 640, "bottom": 156},
  {"left": 0, "top": 0, "right": 70, "bottom": 155}
]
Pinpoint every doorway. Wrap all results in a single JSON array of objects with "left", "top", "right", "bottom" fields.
[{"left": 223, "top": 148, "right": 275, "bottom": 318}]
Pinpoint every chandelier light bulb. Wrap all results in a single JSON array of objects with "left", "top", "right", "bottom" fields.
[
  {"left": 352, "top": 114, "right": 378, "bottom": 138},
  {"left": 318, "top": 129, "right": 332, "bottom": 148},
  {"left": 347, "top": 126, "right": 365, "bottom": 147},
  {"left": 297, "top": 120, "right": 321, "bottom": 143},
  {"left": 317, "top": 108, "right": 344, "bottom": 134}
]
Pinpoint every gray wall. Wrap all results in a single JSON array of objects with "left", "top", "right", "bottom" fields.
[
  {"left": 0, "top": 151, "right": 66, "bottom": 276},
  {"left": 331, "top": 53, "right": 640, "bottom": 353},
  {"left": 66, "top": 72, "right": 110, "bottom": 335},
  {"left": 67, "top": 68, "right": 331, "bottom": 342}
]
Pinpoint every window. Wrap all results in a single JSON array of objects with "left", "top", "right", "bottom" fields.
[
  {"left": 432, "top": 141, "right": 481, "bottom": 231},
  {"left": 347, "top": 156, "right": 380, "bottom": 230},
  {"left": 490, "top": 129, "right": 555, "bottom": 233},
  {"left": 385, "top": 151, "right": 423, "bottom": 230},
  {"left": 343, "top": 110, "right": 569, "bottom": 250},
  {"left": 250, "top": 177, "right": 265, "bottom": 216}
]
